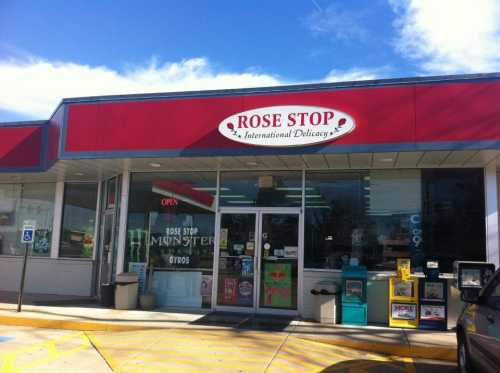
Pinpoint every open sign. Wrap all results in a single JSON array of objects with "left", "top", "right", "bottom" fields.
[{"left": 160, "top": 197, "right": 179, "bottom": 207}]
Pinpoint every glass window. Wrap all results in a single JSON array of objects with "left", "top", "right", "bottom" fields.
[
  {"left": 305, "top": 169, "right": 487, "bottom": 273},
  {"left": 105, "top": 177, "right": 117, "bottom": 210},
  {"left": 304, "top": 171, "right": 366, "bottom": 269},
  {"left": 126, "top": 172, "right": 216, "bottom": 308},
  {"left": 59, "top": 183, "right": 98, "bottom": 258},
  {"left": 0, "top": 183, "right": 55, "bottom": 256},
  {"left": 422, "top": 169, "right": 485, "bottom": 273},
  {"left": 219, "top": 171, "right": 302, "bottom": 207},
  {"left": 304, "top": 170, "right": 422, "bottom": 271}
]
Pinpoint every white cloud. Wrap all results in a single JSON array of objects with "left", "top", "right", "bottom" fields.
[
  {"left": 0, "top": 57, "right": 282, "bottom": 118},
  {"left": 323, "top": 67, "right": 381, "bottom": 82},
  {"left": 0, "top": 56, "right": 384, "bottom": 119},
  {"left": 390, "top": 0, "right": 500, "bottom": 73},
  {"left": 305, "top": 3, "right": 368, "bottom": 42}
]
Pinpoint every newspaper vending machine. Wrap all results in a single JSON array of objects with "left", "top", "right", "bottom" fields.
[{"left": 389, "top": 258, "right": 419, "bottom": 328}]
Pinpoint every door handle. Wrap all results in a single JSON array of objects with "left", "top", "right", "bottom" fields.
[{"left": 486, "top": 314, "right": 495, "bottom": 324}]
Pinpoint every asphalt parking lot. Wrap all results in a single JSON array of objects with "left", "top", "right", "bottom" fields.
[{"left": 0, "top": 325, "right": 457, "bottom": 373}]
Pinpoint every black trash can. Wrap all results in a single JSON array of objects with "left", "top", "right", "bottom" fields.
[{"left": 100, "top": 283, "right": 115, "bottom": 307}]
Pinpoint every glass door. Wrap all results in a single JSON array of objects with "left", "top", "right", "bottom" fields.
[
  {"left": 258, "top": 213, "right": 299, "bottom": 313},
  {"left": 96, "top": 176, "right": 121, "bottom": 296},
  {"left": 215, "top": 209, "right": 301, "bottom": 314},
  {"left": 216, "top": 213, "right": 257, "bottom": 310}
]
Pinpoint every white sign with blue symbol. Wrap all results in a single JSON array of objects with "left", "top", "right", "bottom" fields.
[{"left": 21, "top": 225, "right": 35, "bottom": 243}]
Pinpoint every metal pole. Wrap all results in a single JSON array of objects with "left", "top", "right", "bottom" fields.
[{"left": 17, "top": 243, "right": 30, "bottom": 312}]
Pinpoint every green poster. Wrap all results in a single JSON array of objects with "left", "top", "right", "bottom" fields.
[{"left": 263, "top": 262, "right": 292, "bottom": 307}]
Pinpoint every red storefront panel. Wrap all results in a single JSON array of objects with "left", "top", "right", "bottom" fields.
[
  {"left": 0, "top": 126, "right": 43, "bottom": 169},
  {"left": 62, "top": 80, "right": 500, "bottom": 156},
  {"left": 415, "top": 82, "right": 500, "bottom": 142},
  {"left": 64, "top": 86, "right": 415, "bottom": 154}
]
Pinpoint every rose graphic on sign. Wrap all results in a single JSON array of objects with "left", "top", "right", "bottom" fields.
[{"left": 218, "top": 105, "right": 355, "bottom": 147}]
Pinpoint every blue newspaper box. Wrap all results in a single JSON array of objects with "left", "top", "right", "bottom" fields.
[
  {"left": 418, "top": 260, "right": 447, "bottom": 330},
  {"left": 341, "top": 265, "right": 368, "bottom": 325}
]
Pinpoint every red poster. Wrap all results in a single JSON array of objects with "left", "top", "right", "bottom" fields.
[{"left": 222, "top": 277, "right": 238, "bottom": 305}]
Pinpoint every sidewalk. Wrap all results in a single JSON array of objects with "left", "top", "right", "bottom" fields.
[{"left": 0, "top": 299, "right": 457, "bottom": 362}]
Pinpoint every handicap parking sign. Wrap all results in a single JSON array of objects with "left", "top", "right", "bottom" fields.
[{"left": 21, "top": 225, "right": 35, "bottom": 243}]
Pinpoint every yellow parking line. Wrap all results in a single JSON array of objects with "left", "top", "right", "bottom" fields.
[{"left": 0, "top": 332, "right": 91, "bottom": 373}]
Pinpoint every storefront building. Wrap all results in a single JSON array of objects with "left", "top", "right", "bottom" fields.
[{"left": 0, "top": 73, "right": 499, "bottom": 325}]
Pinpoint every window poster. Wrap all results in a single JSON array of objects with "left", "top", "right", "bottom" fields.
[
  {"left": 424, "top": 282, "right": 444, "bottom": 300},
  {"left": 200, "top": 275, "right": 212, "bottom": 297},
  {"left": 420, "top": 305, "right": 445, "bottom": 321},
  {"left": 222, "top": 276, "right": 238, "bottom": 305},
  {"left": 284, "top": 246, "right": 298, "bottom": 258},
  {"left": 393, "top": 280, "right": 414, "bottom": 298},
  {"left": 237, "top": 280, "right": 253, "bottom": 306},
  {"left": 33, "top": 229, "right": 50, "bottom": 255},
  {"left": 128, "top": 262, "right": 147, "bottom": 294},
  {"left": 245, "top": 241, "right": 255, "bottom": 255},
  {"left": 345, "top": 280, "right": 363, "bottom": 299},
  {"left": 0, "top": 212, "right": 14, "bottom": 226},
  {"left": 219, "top": 228, "right": 228, "bottom": 249},
  {"left": 233, "top": 244, "right": 244, "bottom": 255},
  {"left": 263, "top": 262, "right": 292, "bottom": 308},
  {"left": 241, "top": 258, "right": 253, "bottom": 277},
  {"left": 391, "top": 303, "right": 417, "bottom": 320}
]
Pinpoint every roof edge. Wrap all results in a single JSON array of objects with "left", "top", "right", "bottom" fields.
[
  {"left": 0, "top": 120, "right": 48, "bottom": 127},
  {"left": 61, "top": 72, "right": 500, "bottom": 104}
]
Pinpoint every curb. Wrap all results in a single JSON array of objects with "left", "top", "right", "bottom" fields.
[
  {"left": 296, "top": 336, "right": 456, "bottom": 362},
  {"left": 0, "top": 314, "right": 159, "bottom": 332}
]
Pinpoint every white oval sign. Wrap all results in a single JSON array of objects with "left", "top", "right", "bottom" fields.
[{"left": 218, "top": 105, "right": 355, "bottom": 147}]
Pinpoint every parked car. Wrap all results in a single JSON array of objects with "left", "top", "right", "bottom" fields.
[{"left": 456, "top": 268, "right": 500, "bottom": 372}]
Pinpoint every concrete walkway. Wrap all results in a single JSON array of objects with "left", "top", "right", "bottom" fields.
[{"left": 0, "top": 300, "right": 457, "bottom": 362}]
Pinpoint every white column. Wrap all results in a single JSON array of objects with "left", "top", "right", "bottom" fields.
[
  {"left": 485, "top": 165, "right": 499, "bottom": 268},
  {"left": 116, "top": 170, "right": 130, "bottom": 274},
  {"left": 50, "top": 181, "right": 65, "bottom": 258},
  {"left": 92, "top": 181, "right": 102, "bottom": 261}
]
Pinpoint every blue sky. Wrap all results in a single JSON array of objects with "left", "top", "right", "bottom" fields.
[{"left": 1, "top": 0, "right": 499, "bottom": 121}]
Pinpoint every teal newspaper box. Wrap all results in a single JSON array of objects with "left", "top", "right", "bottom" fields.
[{"left": 341, "top": 265, "right": 368, "bottom": 325}]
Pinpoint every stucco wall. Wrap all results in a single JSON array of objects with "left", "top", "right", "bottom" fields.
[{"left": 0, "top": 256, "right": 93, "bottom": 296}]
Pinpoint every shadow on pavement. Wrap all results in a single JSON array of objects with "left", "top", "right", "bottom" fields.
[
  {"left": 190, "top": 312, "right": 295, "bottom": 331},
  {"left": 319, "top": 359, "right": 457, "bottom": 373}
]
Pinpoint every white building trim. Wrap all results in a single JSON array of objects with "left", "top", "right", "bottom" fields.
[
  {"left": 485, "top": 165, "right": 499, "bottom": 268},
  {"left": 50, "top": 181, "right": 64, "bottom": 258},
  {"left": 116, "top": 170, "right": 130, "bottom": 274}
]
